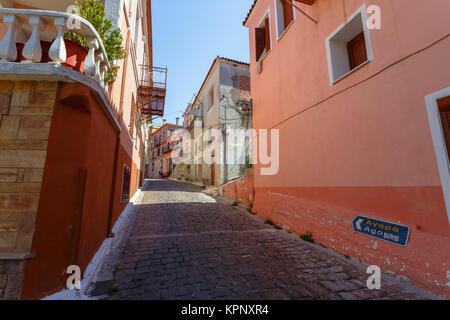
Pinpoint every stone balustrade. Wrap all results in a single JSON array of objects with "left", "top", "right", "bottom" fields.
[{"left": 0, "top": 8, "right": 111, "bottom": 90}]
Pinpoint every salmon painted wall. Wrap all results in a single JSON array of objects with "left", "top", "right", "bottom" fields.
[
  {"left": 21, "top": 83, "right": 126, "bottom": 299},
  {"left": 107, "top": 0, "right": 148, "bottom": 178},
  {"left": 222, "top": 171, "right": 255, "bottom": 206},
  {"left": 110, "top": 143, "right": 132, "bottom": 225},
  {"left": 246, "top": 0, "right": 450, "bottom": 297}
]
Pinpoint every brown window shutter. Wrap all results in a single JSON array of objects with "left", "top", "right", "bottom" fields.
[
  {"left": 347, "top": 32, "right": 368, "bottom": 70},
  {"left": 264, "top": 18, "right": 271, "bottom": 52},
  {"left": 283, "top": 0, "right": 294, "bottom": 28},
  {"left": 255, "top": 27, "right": 266, "bottom": 61},
  {"left": 438, "top": 98, "right": 450, "bottom": 160}
]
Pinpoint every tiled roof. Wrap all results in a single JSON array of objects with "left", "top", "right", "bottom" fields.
[
  {"left": 189, "top": 56, "right": 250, "bottom": 114},
  {"left": 243, "top": 0, "right": 259, "bottom": 26},
  {"left": 218, "top": 56, "right": 250, "bottom": 66}
]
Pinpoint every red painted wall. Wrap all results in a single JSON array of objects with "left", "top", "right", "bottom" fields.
[
  {"left": 222, "top": 172, "right": 254, "bottom": 206},
  {"left": 21, "top": 83, "right": 131, "bottom": 299},
  {"left": 246, "top": 0, "right": 450, "bottom": 298}
]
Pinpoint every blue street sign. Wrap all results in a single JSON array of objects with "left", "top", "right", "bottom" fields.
[{"left": 352, "top": 215, "right": 410, "bottom": 247}]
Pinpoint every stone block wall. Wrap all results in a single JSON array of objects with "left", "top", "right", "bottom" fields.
[{"left": 0, "top": 80, "right": 58, "bottom": 299}]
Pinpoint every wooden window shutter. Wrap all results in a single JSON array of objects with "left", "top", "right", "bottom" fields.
[
  {"left": 347, "top": 32, "right": 368, "bottom": 70},
  {"left": 264, "top": 18, "right": 271, "bottom": 52},
  {"left": 255, "top": 27, "right": 266, "bottom": 61},
  {"left": 438, "top": 97, "right": 450, "bottom": 160},
  {"left": 282, "top": 0, "right": 294, "bottom": 28}
]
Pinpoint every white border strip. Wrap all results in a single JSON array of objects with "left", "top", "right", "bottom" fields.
[
  {"left": 325, "top": 3, "right": 374, "bottom": 85},
  {"left": 273, "top": 0, "right": 296, "bottom": 41},
  {"left": 425, "top": 87, "right": 450, "bottom": 225},
  {"left": 256, "top": 8, "right": 272, "bottom": 62}
]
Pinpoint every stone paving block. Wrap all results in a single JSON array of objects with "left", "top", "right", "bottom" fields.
[{"left": 96, "top": 179, "right": 440, "bottom": 301}]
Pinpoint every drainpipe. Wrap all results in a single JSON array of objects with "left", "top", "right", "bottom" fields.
[{"left": 107, "top": 132, "right": 121, "bottom": 238}]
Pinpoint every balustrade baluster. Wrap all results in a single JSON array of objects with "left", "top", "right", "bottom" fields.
[
  {"left": 49, "top": 17, "right": 67, "bottom": 64},
  {"left": 22, "top": 16, "right": 44, "bottom": 62},
  {"left": 0, "top": 15, "right": 20, "bottom": 62}
]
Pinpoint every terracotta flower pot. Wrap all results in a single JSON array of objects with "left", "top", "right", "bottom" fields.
[
  {"left": 15, "top": 39, "right": 88, "bottom": 73},
  {"left": 61, "top": 39, "right": 88, "bottom": 73}
]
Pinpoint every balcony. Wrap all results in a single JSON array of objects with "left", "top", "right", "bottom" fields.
[
  {"left": 162, "top": 143, "right": 173, "bottom": 155},
  {"left": 0, "top": 8, "right": 111, "bottom": 91},
  {"left": 137, "top": 65, "right": 167, "bottom": 120}
]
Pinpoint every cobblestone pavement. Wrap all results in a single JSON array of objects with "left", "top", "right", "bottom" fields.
[{"left": 96, "top": 179, "right": 438, "bottom": 300}]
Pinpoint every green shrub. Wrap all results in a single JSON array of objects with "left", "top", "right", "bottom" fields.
[{"left": 66, "top": 0, "right": 127, "bottom": 82}]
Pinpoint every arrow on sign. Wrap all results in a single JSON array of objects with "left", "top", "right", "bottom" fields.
[{"left": 355, "top": 218, "right": 364, "bottom": 231}]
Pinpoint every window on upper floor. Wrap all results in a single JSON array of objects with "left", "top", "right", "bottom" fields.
[
  {"left": 275, "top": 0, "right": 294, "bottom": 39},
  {"left": 255, "top": 11, "right": 271, "bottom": 62},
  {"left": 326, "top": 5, "right": 373, "bottom": 84},
  {"left": 208, "top": 87, "right": 215, "bottom": 110},
  {"left": 129, "top": 94, "right": 136, "bottom": 138},
  {"left": 134, "top": 9, "right": 141, "bottom": 52}
]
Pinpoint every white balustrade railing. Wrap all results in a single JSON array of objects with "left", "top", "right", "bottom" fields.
[{"left": 0, "top": 8, "right": 111, "bottom": 90}]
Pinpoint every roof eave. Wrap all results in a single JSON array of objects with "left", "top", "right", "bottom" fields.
[{"left": 243, "top": 0, "right": 262, "bottom": 27}]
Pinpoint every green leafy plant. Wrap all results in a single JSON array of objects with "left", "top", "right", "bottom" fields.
[
  {"left": 300, "top": 231, "right": 314, "bottom": 243},
  {"left": 245, "top": 155, "right": 253, "bottom": 169},
  {"left": 66, "top": 0, "right": 127, "bottom": 82},
  {"left": 231, "top": 201, "right": 239, "bottom": 207},
  {"left": 264, "top": 219, "right": 275, "bottom": 226}
]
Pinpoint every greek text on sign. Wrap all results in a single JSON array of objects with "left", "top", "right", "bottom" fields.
[{"left": 352, "top": 215, "right": 410, "bottom": 247}]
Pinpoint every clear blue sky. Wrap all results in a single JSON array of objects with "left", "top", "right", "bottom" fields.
[{"left": 151, "top": 0, "right": 254, "bottom": 126}]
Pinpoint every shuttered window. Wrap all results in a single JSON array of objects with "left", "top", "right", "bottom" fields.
[
  {"left": 255, "top": 28, "right": 265, "bottom": 61},
  {"left": 264, "top": 18, "right": 270, "bottom": 52},
  {"left": 282, "top": 0, "right": 294, "bottom": 28},
  {"left": 438, "top": 97, "right": 450, "bottom": 160},
  {"left": 121, "top": 165, "right": 131, "bottom": 203},
  {"left": 255, "top": 16, "right": 271, "bottom": 62},
  {"left": 347, "top": 32, "right": 368, "bottom": 70}
]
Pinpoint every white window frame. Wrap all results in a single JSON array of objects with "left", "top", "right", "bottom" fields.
[
  {"left": 325, "top": 3, "right": 374, "bottom": 85},
  {"left": 425, "top": 87, "right": 450, "bottom": 224},
  {"left": 255, "top": 8, "right": 272, "bottom": 62},
  {"left": 274, "top": 0, "right": 296, "bottom": 41}
]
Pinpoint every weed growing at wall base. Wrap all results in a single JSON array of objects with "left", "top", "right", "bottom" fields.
[{"left": 300, "top": 232, "right": 314, "bottom": 243}]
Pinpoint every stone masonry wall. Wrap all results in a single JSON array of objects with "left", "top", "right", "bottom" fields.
[{"left": 0, "top": 80, "right": 58, "bottom": 299}]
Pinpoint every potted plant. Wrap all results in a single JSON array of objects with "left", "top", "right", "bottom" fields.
[
  {"left": 14, "top": 0, "right": 126, "bottom": 78},
  {"left": 65, "top": 0, "right": 127, "bottom": 81}
]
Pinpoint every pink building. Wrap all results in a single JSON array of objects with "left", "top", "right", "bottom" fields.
[{"left": 244, "top": 0, "right": 450, "bottom": 298}]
